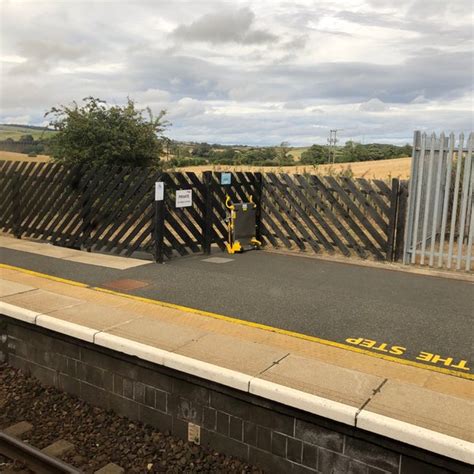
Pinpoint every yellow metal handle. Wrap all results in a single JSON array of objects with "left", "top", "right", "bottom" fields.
[{"left": 225, "top": 195, "right": 234, "bottom": 210}]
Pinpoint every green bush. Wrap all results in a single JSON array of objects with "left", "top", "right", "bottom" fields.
[{"left": 45, "top": 96, "right": 168, "bottom": 167}]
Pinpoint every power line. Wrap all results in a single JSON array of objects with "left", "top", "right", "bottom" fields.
[{"left": 327, "top": 129, "right": 342, "bottom": 163}]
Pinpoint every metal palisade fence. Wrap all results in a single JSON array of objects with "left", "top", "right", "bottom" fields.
[{"left": 403, "top": 131, "right": 473, "bottom": 271}]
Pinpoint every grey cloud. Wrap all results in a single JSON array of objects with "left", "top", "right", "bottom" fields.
[
  {"left": 18, "top": 39, "right": 86, "bottom": 61},
  {"left": 255, "top": 49, "right": 473, "bottom": 103},
  {"left": 336, "top": 9, "right": 473, "bottom": 47},
  {"left": 125, "top": 45, "right": 472, "bottom": 108},
  {"left": 359, "top": 98, "right": 389, "bottom": 112},
  {"left": 1, "top": 0, "right": 472, "bottom": 146},
  {"left": 171, "top": 7, "right": 277, "bottom": 44}
]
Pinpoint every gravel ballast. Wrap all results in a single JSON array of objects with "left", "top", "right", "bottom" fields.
[{"left": 0, "top": 364, "right": 263, "bottom": 473}]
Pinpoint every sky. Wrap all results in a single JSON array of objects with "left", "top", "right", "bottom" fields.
[{"left": 0, "top": 0, "right": 473, "bottom": 146}]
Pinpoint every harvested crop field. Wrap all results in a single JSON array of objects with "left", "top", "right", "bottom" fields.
[
  {"left": 0, "top": 151, "right": 411, "bottom": 179},
  {"left": 0, "top": 150, "right": 50, "bottom": 162},
  {"left": 177, "top": 156, "right": 411, "bottom": 180}
]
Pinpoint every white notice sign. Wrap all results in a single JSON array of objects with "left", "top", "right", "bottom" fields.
[
  {"left": 155, "top": 182, "right": 164, "bottom": 201},
  {"left": 176, "top": 189, "right": 192, "bottom": 208}
]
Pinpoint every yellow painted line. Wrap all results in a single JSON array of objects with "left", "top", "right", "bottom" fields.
[
  {"left": 1, "top": 263, "right": 472, "bottom": 380},
  {"left": 93, "top": 287, "right": 473, "bottom": 380},
  {"left": 0, "top": 263, "right": 88, "bottom": 288}
]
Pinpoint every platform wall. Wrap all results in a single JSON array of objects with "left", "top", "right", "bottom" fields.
[{"left": 0, "top": 316, "right": 469, "bottom": 474}]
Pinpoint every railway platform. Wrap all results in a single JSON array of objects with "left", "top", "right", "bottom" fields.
[{"left": 1, "top": 236, "right": 473, "bottom": 472}]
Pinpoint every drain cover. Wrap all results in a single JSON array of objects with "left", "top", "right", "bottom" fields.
[{"left": 102, "top": 279, "right": 149, "bottom": 291}]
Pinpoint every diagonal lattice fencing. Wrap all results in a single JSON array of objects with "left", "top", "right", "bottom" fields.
[{"left": 0, "top": 161, "right": 406, "bottom": 262}]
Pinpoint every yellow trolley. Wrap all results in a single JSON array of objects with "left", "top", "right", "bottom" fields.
[{"left": 224, "top": 195, "right": 262, "bottom": 254}]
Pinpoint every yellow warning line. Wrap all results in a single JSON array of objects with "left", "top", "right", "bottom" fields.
[
  {"left": 0, "top": 263, "right": 88, "bottom": 288},
  {"left": 1, "top": 263, "right": 472, "bottom": 380}
]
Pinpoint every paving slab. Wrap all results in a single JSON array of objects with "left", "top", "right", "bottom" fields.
[
  {"left": 66, "top": 253, "right": 150, "bottom": 269},
  {"left": 5, "top": 242, "right": 79, "bottom": 258},
  {"left": 46, "top": 302, "right": 143, "bottom": 331},
  {"left": 0, "top": 279, "right": 35, "bottom": 297},
  {"left": 1, "top": 289, "right": 84, "bottom": 314},
  {"left": 423, "top": 372, "right": 474, "bottom": 401},
  {"left": 103, "top": 317, "right": 209, "bottom": 352},
  {"left": 176, "top": 333, "right": 289, "bottom": 375},
  {"left": 0, "top": 237, "right": 150, "bottom": 269},
  {"left": 255, "top": 353, "right": 384, "bottom": 407},
  {"left": 360, "top": 380, "right": 474, "bottom": 441}
]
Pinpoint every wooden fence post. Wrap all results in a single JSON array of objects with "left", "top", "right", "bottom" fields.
[
  {"left": 203, "top": 171, "right": 213, "bottom": 255},
  {"left": 12, "top": 171, "right": 22, "bottom": 239},
  {"left": 154, "top": 180, "right": 166, "bottom": 263},
  {"left": 386, "top": 178, "right": 400, "bottom": 261}
]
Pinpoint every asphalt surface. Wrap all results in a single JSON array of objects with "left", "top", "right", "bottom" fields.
[{"left": 1, "top": 247, "right": 473, "bottom": 375}]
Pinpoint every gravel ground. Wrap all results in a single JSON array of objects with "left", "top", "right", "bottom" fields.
[{"left": 0, "top": 364, "right": 263, "bottom": 473}]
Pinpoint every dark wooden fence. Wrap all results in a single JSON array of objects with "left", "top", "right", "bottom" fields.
[
  {"left": 0, "top": 161, "right": 160, "bottom": 257},
  {"left": 260, "top": 174, "right": 404, "bottom": 260},
  {"left": 0, "top": 160, "right": 406, "bottom": 262}
]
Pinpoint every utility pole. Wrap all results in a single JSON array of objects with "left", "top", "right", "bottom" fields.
[{"left": 327, "top": 129, "right": 341, "bottom": 164}]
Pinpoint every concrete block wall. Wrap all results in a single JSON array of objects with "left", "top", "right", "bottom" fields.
[{"left": 1, "top": 317, "right": 470, "bottom": 474}]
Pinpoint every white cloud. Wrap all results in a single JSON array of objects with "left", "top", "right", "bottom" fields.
[{"left": 0, "top": 0, "right": 472, "bottom": 145}]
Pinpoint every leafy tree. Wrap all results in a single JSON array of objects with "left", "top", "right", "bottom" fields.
[
  {"left": 208, "top": 148, "right": 238, "bottom": 163},
  {"left": 191, "top": 142, "right": 212, "bottom": 158},
  {"left": 300, "top": 144, "right": 327, "bottom": 164},
  {"left": 45, "top": 97, "right": 168, "bottom": 167},
  {"left": 240, "top": 147, "right": 278, "bottom": 164},
  {"left": 277, "top": 141, "right": 291, "bottom": 161},
  {"left": 340, "top": 141, "right": 412, "bottom": 162},
  {"left": 19, "top": 134, "right": 34, "bottom": 143}
]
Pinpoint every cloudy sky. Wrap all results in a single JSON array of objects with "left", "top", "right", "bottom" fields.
[{"left": 1, "top": 0, "right": 472, "bottom": 145}]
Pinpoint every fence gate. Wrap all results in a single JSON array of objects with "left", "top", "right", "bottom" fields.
[
  {"left": 403, "top": 131, "right": 473, "bottom": 271},
  {"left": 154, "top": 171, "right": 261, "bottom": 261}
]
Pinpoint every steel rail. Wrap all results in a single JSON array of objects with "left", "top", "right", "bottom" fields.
[{"left": 0, "top": 431, "right": 81, "bottom": 474}]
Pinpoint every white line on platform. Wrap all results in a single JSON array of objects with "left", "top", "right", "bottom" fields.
[
  {"left": 36, "top": 315, "right": 98, "bottom": 343},
  {"left": 0, "top": 302, "right": 41, "bottom": 324},
  {"left": 357, "top": 410, "right": 474, "bottom": 465},
  {"left": 249, "top": 377, "right": 357, "bottom": 426},
  {"left": 94, "top": 332, "right": 168, "bottom": 366}
]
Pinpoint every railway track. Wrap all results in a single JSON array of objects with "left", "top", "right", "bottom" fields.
[
  {"left": 0, "top": 421, "right": 124, "bottom": 474},
  {"left": 0, "top": 429, "right": 80, "bottom": 473}
]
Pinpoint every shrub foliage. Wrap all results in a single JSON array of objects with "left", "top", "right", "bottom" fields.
[{"left": 45, "top": 97, "right": 168, "bottom": 167}]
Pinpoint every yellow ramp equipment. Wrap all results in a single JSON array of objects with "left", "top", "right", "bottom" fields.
[{"left": 225, "top": 195, "right": 262, "bottom": 254}]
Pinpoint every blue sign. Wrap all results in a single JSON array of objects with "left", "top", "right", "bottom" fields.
[{"left": 221, "top": 173, "right": 232, "bottom": 185}]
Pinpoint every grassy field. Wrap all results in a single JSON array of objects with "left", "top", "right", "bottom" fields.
[
  {"left": 0, "top": 124, "right": 56, "bottom": 141},
  {"left": 288, "top": 147, "right": 310, "bottom": 160}
]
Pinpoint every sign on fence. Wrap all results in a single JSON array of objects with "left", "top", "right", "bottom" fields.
[
  {"left": 155, "top": 182, "right": 164, "bottom": 201},
  {"left": 221, "top": 173, "right": 232, "bottom": 185},
  {"left": 175, "top": 189, "right": 193, "bottom": 208}
]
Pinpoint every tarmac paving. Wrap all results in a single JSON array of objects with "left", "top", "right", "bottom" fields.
[{"left": 1, "top": 243, "right": 472, "bottom": 376}]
